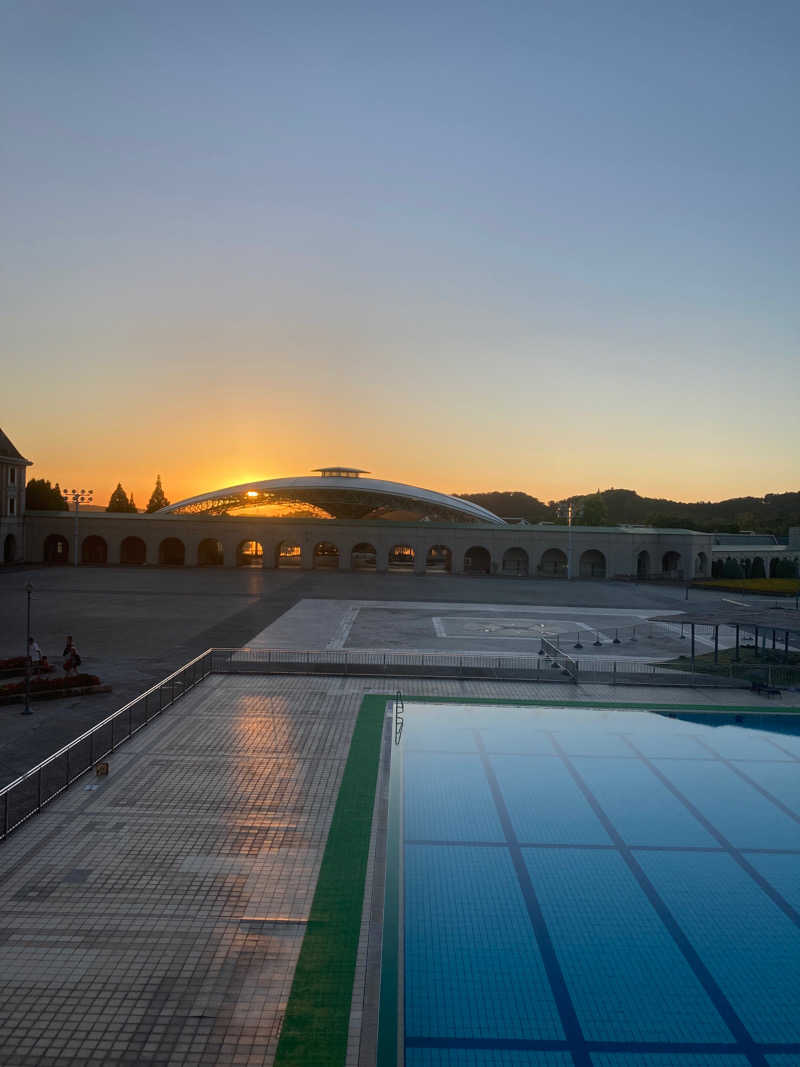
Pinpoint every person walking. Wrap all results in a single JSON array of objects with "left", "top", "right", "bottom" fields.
[{"left": 27, "top": 637, "right": 42, "bottom": 666}]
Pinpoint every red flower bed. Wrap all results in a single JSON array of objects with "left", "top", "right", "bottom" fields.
[
  {"left": 0, "top": 656, "right": 27, "bottom": 671},
  {"left": 0, "top": 673, "right": 100, "bottom": 696}
]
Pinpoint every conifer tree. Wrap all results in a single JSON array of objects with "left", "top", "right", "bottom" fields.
[
  {"left": 145, "top": 475, "right": 170, "bottom": 513},
  {"left": 106, "top": 483, "right": 137, "bottom": 513}
]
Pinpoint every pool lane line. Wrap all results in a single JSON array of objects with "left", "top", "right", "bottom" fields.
[
  {"left": 547, "top": 731, "right": 770, "bottom": 1067},
  {"left": 473, "top": 730, "right": 592, "bottom": 1067},
  {"left": 621, "top": 735, "right": 800, "bottom": 931},
  {"left": 273, "top": 693, "right": 386, "bottom": 1067},
  {"left": 692, "top": 735, "right": 800, "bottom": 823},
  {"left": 405, "top": 838, "right": 800, "bottom": 857},
  {"left": 404, "top": 1035, "right": 800, "bottom": 1055}
]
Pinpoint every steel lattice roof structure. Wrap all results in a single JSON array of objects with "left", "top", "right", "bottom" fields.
[{"left": 159, "top": 469, "right": 507, "bottom": 525}]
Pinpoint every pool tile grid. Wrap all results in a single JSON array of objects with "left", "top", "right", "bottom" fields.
[{"left": 400, "top": 702, "right": 800, "bottom": 1067}]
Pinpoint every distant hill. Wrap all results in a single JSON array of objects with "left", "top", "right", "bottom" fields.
[{"left": 456, "top": 488, "right": 800, "bottom": 538}]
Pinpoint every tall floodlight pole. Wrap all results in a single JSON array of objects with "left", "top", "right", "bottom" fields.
[
  {"left": 22, "top": 582, "right": 33, "bottom": 716},
  {"left": 62, "top": 488, "right": 94, "bottom": 566},
  {"left": 567, "top": 501, "right": 574, "bottom": 580}
]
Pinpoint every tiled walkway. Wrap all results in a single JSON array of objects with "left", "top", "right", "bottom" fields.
[{"left": 0, "top": 674, "right": 797, "bottom": 1066}]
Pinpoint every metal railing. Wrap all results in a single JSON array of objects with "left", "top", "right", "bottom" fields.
[
  {"left": 0, "top": 650, "right": 214, "bottom": 842},
  {"left": 4, "top": 642, "right": 792, "bottom": 845}
]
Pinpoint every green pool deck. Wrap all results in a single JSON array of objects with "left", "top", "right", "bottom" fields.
[{"left": 0, "top": 673, "right": 797, "bottom": 1067}]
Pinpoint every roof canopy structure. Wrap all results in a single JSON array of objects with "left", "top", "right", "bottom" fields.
[{"left": 159, "top": 470, "right": 507, "bottom": 525}]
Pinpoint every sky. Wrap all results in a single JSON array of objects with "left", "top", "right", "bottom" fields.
[{"left": 3, "top": 0, "right": 799, "bottom": 507}]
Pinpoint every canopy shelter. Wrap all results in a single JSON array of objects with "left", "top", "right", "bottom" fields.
[{"left": 649, "top": 606, "right": 800, "bottom": 668}]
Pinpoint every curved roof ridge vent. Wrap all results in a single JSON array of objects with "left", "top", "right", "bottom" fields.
[{"left": 312, "top": 467, "right": 369, "bottom": 478}]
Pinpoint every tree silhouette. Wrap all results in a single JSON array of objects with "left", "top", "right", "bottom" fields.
[
  {"left": 106, "top": 483, "right": 137, "bottom": 513},
  {"left": 25, "top": 479, "right": 69, "bottom": 511},
  {"left": 146, "top": 475, "right": 170, "bottom": 513}
]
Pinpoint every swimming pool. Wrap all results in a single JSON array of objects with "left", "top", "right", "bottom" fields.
[{"left": 378, "top": 701, "right": 800, "bottom": 1067}]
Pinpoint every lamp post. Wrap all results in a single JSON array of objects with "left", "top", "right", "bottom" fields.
[
  {"left": 22, "top": 581, "right": 33, "bottom": 716},
  {"left": 62, "top": 488, "right": 93, "bottom": 566}
]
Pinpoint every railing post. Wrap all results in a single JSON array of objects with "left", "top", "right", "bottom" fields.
[
  {"left": 128, "top": 704, "right": 133, "bottom": 738},
  {"left": 90, "top": 731, "right": 95, "bottom": 768},
  {"left": 65, "top": 748, "right": 70, "bottom": 788},
  {"left": 612, "top": 661, "right": 617, "bottom": 685},
  {"left": 3, "top": 791, "right": 7, "bottom": 839},
  {"left": 37, "top": 767, "right": 43, "bottom": 813}
]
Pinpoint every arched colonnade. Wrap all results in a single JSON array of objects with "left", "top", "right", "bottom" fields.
[{"left": 35, "top": 531, "right": 665, "bottom": 579}]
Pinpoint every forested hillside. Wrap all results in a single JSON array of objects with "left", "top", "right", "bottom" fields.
[{"left": 457, "top": 488, "right": 800, "bottom": 537}]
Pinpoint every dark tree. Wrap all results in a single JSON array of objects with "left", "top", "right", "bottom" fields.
[
  {"left": 145, "top": 475, "right": 170, "bottom": 513},
  {"left": 25, "top": 479, "right": 69, "bottom": 511},
  {"left": 722, "top": 557, "right": 743, "bottom": 579},
  {"left": 106, "top": 483, "right": 137, "bottom": 513},
  {"left": 577, "top": 494, "right": 609, "bottom": 527}
]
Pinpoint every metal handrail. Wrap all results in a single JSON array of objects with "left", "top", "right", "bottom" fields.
[
  {"left": 3, "top": 642, "right": 780, "bottom": 845},
  {"left": 0, "top": 649, "right": 215, "bottom": 841},
  {"left": 0, "top": 650, "right": 213, "bottom": 798}
]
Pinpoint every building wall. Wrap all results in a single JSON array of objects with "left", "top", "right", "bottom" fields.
[
  {"left": 0, "top": 458, "right": 28, "bottom": 564},
  {"left": 23, "top": 512, "right": 712, "bottom": 579}
]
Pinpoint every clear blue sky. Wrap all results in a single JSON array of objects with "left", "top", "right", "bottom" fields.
[{"left": 3, "top": 0, "right": 799, "bottom": 504}]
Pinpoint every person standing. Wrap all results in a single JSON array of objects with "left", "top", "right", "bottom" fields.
[
  {"left": 27, "top": 637, "right": 42, "bottom": 667},
  {"left": 62, "top": 635, "right": 81, "bottom": 676}
]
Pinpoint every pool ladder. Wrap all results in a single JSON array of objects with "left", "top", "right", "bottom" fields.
[{"left": 394, "top": 690, "right": 404, "bottom": 746}]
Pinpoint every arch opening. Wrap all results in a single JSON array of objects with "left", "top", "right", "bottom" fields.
[
  {"left": 351, "top": 542, "right": 377, "bottom": 571},
  {"left": 82, "top": 535, "right": 108, "bottom": 565},
  {"left": 502, "top": 547, "right": 529, "bottom": 576},
  {"left": 696, "top": 551, "right": 708, "bottom": 577},
  {"left": 426, "top": 544, "right": 452, "bottom": 573},
  {"left": 464, "top": 545, "right": 491, "bottom": 574},
  {"left": 159, "top": 537, "right": 185, "bottom": 566},
  {"left": 3, "top": 533, "right": 16, "bottom": 564},
  {"left": 237, "top": 540, "right": 264, "bottom": 567},
  {"left": 120, "top": 536, "right": 146, "bottom": 565},
  {"left": 662, "top": 551, "right": 682, "bottom": 577},
  {"left": 636, "top": 550, "right": 650, "bottom": 578},
  {"left": 579, "top": 549, "right": 606, "bottom": 579},
  {"left": 44, "top": 533, "right": 69, "bottom": 564},
  {"left": 276, "top": 542, "right": 302, "bottom": 568},
  {"left": 539, "top": 547, "right": 567, "bottom": 577},
  {"left": 314, "top": 542, "right": 339, "bottom": 568},
  {"left": 388, "top": 544, "right": 414, "bottom": 571},
  {"left": 198, "top": 539, "right": 224, "bottom": 566}
]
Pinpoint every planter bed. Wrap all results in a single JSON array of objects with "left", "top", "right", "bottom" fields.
[
  {"left": 0, "top": 665, "right": 55, "bottom": 680},
  {"left": 0, "top": 684, "right": 112, "bottom": 707}
]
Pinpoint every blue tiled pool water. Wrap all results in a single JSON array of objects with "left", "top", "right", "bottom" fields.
[{"left": 378, "top": 703, "right": 800, "bottom": 1067}]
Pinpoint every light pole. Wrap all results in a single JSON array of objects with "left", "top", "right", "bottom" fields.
[
  {"left": 567, "top": 501, "right": 574, "bottom": 580},
  {"left": 62, "top": 488, "right": 93, "bottom": 566},
  {"left": 22, "top": 582, "right": 33, "bottom": 716}
]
